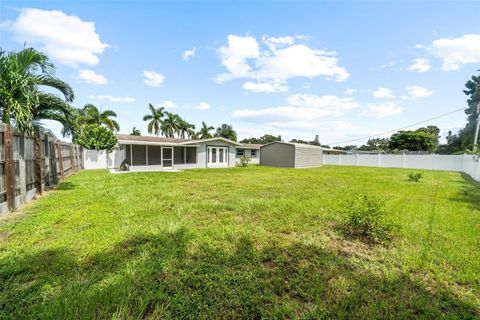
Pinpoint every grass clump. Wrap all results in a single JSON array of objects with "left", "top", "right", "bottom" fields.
[
  {"left": 408, "top": 172, "right": 423, "bottom": 182},
  {"left": 343, "top": 194, "right": 398, "bottom": 243}
]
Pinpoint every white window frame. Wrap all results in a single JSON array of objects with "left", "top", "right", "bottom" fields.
[
  {"left": 250, "top": 149, "right": 257, "bottom": 158},
  {"left": 236, "top": 148, "right": 244, "bottom": 157}
]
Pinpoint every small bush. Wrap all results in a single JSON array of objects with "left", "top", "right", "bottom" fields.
[
  {"left": 408, "top": 172, "right": 423, "bottom": 182},
  {"left": 343, "top": 194, "right": 397, "bottom": 242},
  {"left": 238, "top": 156, "right": 251, "bottom": 167}
]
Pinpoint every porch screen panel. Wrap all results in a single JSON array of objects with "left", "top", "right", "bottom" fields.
[
  {"left": 125, "top": 145, "right": 131, "bottom": 164},
  {"left": 132, "top": 145, "right": 146, "bottom": 165},
  {"left": 186, "top": 147, "right": 196, "bottom": 164},
  {"left": 148, "top": 146, "right": 162, "bottom": 165},
  {"left": 174, "top": 147, "right": 185, "bottom": 164}
]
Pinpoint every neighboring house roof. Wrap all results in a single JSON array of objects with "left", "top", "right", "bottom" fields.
[
  {"left": 116, "top": 134, "right": 241, "bottom": 146},
  {"left": 260, "top": 141, "right": 324, "bottom": 149},
  {"left": 238, "top": 143, "right": 263, "bottom": 149}
]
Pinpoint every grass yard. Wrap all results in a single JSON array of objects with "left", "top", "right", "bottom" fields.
[{"left": 0, "top": 166, "right": 479, "bottom": 319}]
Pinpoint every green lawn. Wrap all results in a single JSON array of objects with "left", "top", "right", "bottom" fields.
[{"left": 0, "top": 166, "right": 479, "bottom": 319}]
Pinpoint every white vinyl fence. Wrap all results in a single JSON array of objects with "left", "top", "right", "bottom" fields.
[{"left": 323, "top": 154, "right": 480, "bottom": 182}]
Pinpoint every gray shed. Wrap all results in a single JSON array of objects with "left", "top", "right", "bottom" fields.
[{"left": 259, "top": 142, "right": 323, "bottom": 168}]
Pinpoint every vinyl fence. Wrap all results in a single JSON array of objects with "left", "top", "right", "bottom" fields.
[
  {"left": 0, "top": 124, "right": 83, "bottom": 215},
  {"left": 323, "top": 153, "right": 480, "bottom": 182}
]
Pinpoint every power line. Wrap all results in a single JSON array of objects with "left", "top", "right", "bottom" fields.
[{"left": 326, "top": 107, "right": 465, "bottom": 146}]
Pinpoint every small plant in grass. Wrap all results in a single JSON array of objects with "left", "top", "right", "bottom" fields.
[
  {"left": 343, "top": 194, "right": 398, "bottom": 243},
  {"left": 238, "top": 156, "right": 251, "bottom": 167},
  {"left": 408, "top": 172, "right": 423, "bottom": 182}
]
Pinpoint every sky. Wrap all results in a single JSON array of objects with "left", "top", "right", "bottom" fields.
[{"left": 1, "top": 1, "right": 480, "bottom": 146}]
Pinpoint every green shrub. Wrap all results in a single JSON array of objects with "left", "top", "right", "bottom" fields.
[
  {"left": 343, "top": 194, "right": 397, "bottom": 242},
  {"left": 77, "top": 124, "right": 117, "bottom": 152},
  {"left": 238, "top": 156, "right": 251, "bottom": 167},
  {"left": 408, "top": 172, "right": 423, "bottom": 182}
]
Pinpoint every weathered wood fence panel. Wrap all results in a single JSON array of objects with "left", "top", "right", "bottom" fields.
[{"left": 0, "top": 124, "right": 83, "bottom": 215}]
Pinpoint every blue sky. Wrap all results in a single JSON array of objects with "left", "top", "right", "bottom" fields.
[{"left": 1, "top": 1, "right": 479, "bottom": 146}]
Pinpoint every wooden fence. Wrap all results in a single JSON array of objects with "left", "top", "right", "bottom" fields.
[{"left": 0, "top": 124, "right": 83, "bottom": 215}]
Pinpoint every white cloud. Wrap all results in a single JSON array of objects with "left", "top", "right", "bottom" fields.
[
  {"left": 78, "top": 69, "right": 108, "bottom": 85},
  {"left": 232, "top": 93, "right": 359, "bottom": 125},
  {"left": 344, "top": 88, "right": 357, "bottom": 95},
  {"left": 143, "top": 70, "right": 165, "bottom": 87},
  {"left": 373, "top": 87, "right": 394, "bottom": 99},
  {"left": 262, "top": 35, "right": 295, "bottom": 50},
  {"left": 430, "top": 34, "right": 480, "bottom": 71},
  {"left": 216, "top": 34, "right": 349, "bottom": 87},
  {"left": 191, "top": 102, "right": 211, "bottom": 110},
  {"left": 216, "top": 35, "right": 260, "bottom": 82},
  {"left": 242, "top": 81, "right": 288, "bottom": 93},
  {"left": 406, "top": 58, "right": 431, "bottom": 73},
  {"left": 88, "top": 95, "right": 134, "bottom": 103},
  {"left": 183, "top": 47, "right": 196, "bottom": 61},
  {"left": 405, "top": 85, "right": 434, "bottom": 98},
  {"left": 159, "top": 100, "right": 177, "bottom": 109},
  {"left": 6, "top": 8, "right": 108, "bottom": 67},
  {"left": 362, "top": 102, "right": 403, "bottom": 118}
]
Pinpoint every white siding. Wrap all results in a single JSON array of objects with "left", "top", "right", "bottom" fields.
[{"left": 294, "top": 146, "right": 323, "bottom": 168}]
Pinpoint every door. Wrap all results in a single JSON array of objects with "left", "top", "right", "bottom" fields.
[
  {"left": 162, "top": 147, "right": 173, "bottom": 168},
  {"left": 207, "top": 146, "right": 229, "bottom": 167}
]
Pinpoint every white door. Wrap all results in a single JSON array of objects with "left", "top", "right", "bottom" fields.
[{"left": 207, "top": 146, "right": 229, "bottom": 167}]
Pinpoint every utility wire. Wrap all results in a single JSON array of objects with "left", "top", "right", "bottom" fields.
[{"left": 326, "top": 107, "right": 465, "bottom": 146}]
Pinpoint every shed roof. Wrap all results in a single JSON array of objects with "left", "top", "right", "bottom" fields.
[{"left": 260, "top": 141, "right": 324, "bottom": 149}]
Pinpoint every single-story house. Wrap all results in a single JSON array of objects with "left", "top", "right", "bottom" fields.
[
  {"left": 236, "top": 144, "right": 262, "bottom": 164},
  {"left": 260, "top": 141, "right": 323, "bottom": 168},
  {"left": 109, "top": 134, "right": 261, "bottom": 171}
]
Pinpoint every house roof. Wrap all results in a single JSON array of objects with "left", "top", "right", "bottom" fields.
[
  {"left": 116, "top": 134, "right": 188, "bottom": 144},
  {"left": 239, "top": 143, "right": 263, "bottom": 149},
  {"left": 116, "top": 134, "right": 241, "bottom": 146}
]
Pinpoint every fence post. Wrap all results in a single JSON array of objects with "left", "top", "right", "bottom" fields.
[
  {"left": 70, "top": 144, "right": 75, "bottom": 172},
  {"left": 18, "top": 135, "right": 26, "bottom": 204},
  {"left": 355, "top": 154, "right": 359, "bottom": 166},
  {"left": 50, "top": 139, "right": 58, "bottom": 185},
  {"left": 402, "top": 152, "right": 406, "bottom": 168},
  {"left": 34, "top": 130, "right": 43, "bottom": 195},
  {"left": 57, "top": 142, "right": 64, "bottom": 180},
  {"left": 4, "top": 124, "right": 15, "bottom": 211},
  {"left": 377, "top": 153, "right": 381, "bottom": 167},
  {"left": 338, "top": 154, "right": 342, "bottom": 165}
]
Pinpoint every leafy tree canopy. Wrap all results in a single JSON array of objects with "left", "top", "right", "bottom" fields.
[
  {"left": 131, "top": 127, "right": 141, "bottom": 136},
  {"left": 240, "top": 134, "right": 281, "bottom": 144},
  {"left": 388, "top": 130, "right": 436, "bottom": 152},
  {"left": 77, "top": 124, "right": 117, "bottom": 152},
  {"left": 214, "top": 123, "right": 237, "bottom": 141}
]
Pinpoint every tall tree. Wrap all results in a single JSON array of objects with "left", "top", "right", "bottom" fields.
[
  {"left": 388, "top": 130, "right": 436, "bottom": 152},
  {"left": 131, "top": 127, "right": 141, "bottom": 136},
  {"left": 79, "top": 104, "right": 120, "bottom": 132},
  {"left": 446, "top": 72, "right": 480, "bottom": 151},
  {"left": 240, "top": 134, "right": 281, "bottom": 144},
  {"left": 0, "top": 48, "right": 74, "bottom": 133},
  {"left": 177, "top": 118, "right": 196, "bottom": 139},
  {"left": 198, "top": 121, "right": 214, "bottom": 139},
  {"left": 161, "top": 112, "right": 181, "bottom": 138},
  {"left": 214, "top": 123, "right": 237, "bottom": 141},
  {"left": 142, "top": 103, "right": 164, "bottom": 136}
]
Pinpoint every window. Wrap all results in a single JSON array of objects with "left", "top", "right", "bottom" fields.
[
  {"left": 236, "top": 149, "right": 244, "bottom": 157},
  {"left": 251, "top": 149, "right": 257, "bottom": 158}
]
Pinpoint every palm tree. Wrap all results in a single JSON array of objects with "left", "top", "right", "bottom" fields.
[
  {"left": 161, "top": 112, "right": 181, "bottom": 138},
  {"left": 214, "top": 123, "right": 237, "bottom": 141},
  {"left": 198, "top": 121, "right": 214, "bottom": 139},
  {"left": 79, "top": 104, "right": 120, "bottom": 132},
  {"left": 177, "top": 118, "right": 196, "bottom": 139},
  {"left": 32, "top": 93, "right": 76, "bottom": 137},
  {"left": 143, "top": 103, "right": 164, "bottom": 136},
  {"left": 0, "top": 48, "right": 74, "bottom": 133}
]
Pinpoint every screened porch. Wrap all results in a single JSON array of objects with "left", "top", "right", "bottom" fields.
[{"left": 124, "top": 145, "right": 197, "bottom": 167}]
